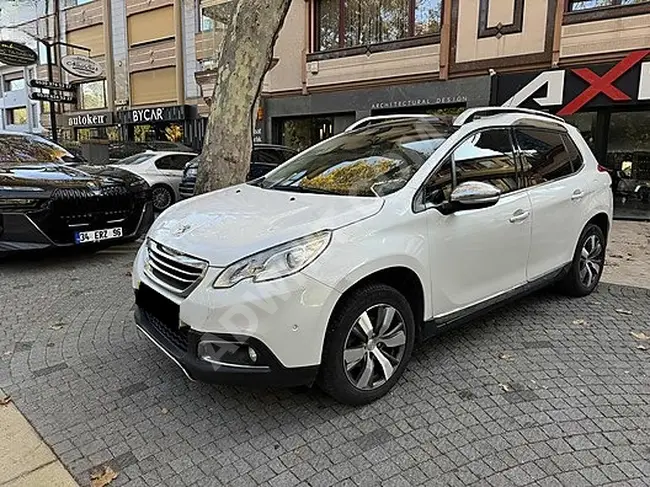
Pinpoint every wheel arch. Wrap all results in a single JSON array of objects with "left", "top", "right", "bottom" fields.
[
  {"left": 328, "top": 266, "right": 427, "bottom": 342},
  {"left": 586, "top": 212, "right": 610, "bottom": 242}
]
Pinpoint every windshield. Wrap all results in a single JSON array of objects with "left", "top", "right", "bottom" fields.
[
  {"left": 0, "top": 133, "right": 74, "bottom": 167},
  {"left": 118, "top": 153, "right": 155, "bottom": 165},
  {"left": 257, "top": 119, "right": 453, "bottom": 196}
]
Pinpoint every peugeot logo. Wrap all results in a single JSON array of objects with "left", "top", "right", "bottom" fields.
[{"left": 173, "top": 224, "right": 191, "bottom": 237}]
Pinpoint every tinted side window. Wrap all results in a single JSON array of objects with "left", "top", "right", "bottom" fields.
[
  {"left": 453, "top": 129, "right": 518, "bottom": 195},
  {"left": 155, "top": 156, "right": 174, "bottom": 170},
  {"left": 515, "top": 128, "right": 574, "bottom": 186},
  {"left": 420, "top": 129, "right": 517, "bottom": 208},
  {"left": 562, "top": 134, "right": 583, "bottom": 171},
  {"left": 170, "top": 154, "right": 194, "bottom": 170},
  {"left": 422, "top": 159, "right": 453, "bottom": 206},
  {"left": 252, "top": 149, "right": 284, "bottom": 165},
  {"left": 281, "top": 149, "right": 297, "bottom": 162}
]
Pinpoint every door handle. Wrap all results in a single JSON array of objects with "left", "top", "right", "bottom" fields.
[
  {"left": 571, "top": 190, "right": 585, "bottom": 201},
  {"left": 509, "top": 209, "right": 530, "bottom": 223}
]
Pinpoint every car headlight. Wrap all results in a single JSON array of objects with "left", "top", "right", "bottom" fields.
[
  {"left": 186, "top": 167, "right": 198, "bottom": 178},
  {"left": 213, "top": 230, "right": 332, "bottom": 288},
  {"left": 0, "top": 198, "right": 40, "bottom": 210},
  {"left": 0, "top": 186, "right": 44, "bottom": 192},
  {"left": 129, "top": 177, "right": 148, "bottom": 188}
]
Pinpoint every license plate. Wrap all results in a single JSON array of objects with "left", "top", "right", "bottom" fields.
[{"left": 75, "top": 227, "right": 123, "bottom": 244}]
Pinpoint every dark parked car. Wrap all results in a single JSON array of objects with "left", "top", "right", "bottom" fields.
[
  {"left": 0, "top": 131, "right": 154, "bottom": 256},
  {"left": 179, "top": 144, "right": 298, "bottom": 199}
]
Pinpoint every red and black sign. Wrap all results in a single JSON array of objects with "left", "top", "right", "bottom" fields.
[{"left": 494, "top": 50, "right": 650, "bottom": 115}]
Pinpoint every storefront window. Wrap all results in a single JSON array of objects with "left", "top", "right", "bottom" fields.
[
  {"left": 276, "top": 116, "right": 335, "bottom": 151},
  {"left": 567, "top": 0, "right": 650, "bottom": 12},
  {"left": 607, "top": 111, "right": 650, "bottom": 219},
  {"left": 78, "top": 80, "right": 107, "bottom": 110},
  {"left": 316, "top": 0, "right": 442, "bottom": 51}
]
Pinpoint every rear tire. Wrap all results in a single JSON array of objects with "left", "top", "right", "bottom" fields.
[
  {"left": 318, "top": 283, "right": 415, "bottom": 405},
  {"left": 152, "top": 185, "right": 174, "bottom": 212},
  {"left": 559, "top": 224, "right": 606, "bottom": 297}
]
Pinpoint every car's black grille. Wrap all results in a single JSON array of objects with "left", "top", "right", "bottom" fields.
[
  {"left": 136, "top": 284, "right": 188, "bottom": 352},
  {"left": 143, "top": 309, "right": 189, "bottom": 352},
  {"left": 51, "top": 186, "right": 134, "bottom": 224}
]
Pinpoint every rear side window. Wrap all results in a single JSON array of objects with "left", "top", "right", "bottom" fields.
[
  {"left": 515, "top": 128, "right": 575, "bottom": 186},
  {"left": 562, "top": 134, "right": 583, "bottom": 171},
  {"left": 281, "top": 149, "right": 297, "bottom": 162},
  {"left": 155, "top": 156, "right": 174, "bottom": 170},
  {"left": 252, "top": 149, "right": 284, "bottom": 164}
]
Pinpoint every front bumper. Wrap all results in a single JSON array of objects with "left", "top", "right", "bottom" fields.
[
  {"left": 132, "top": 243, "right": 341, "bottom": 385},
  {"left": 179, "top": 176, "right": 196, "bottom": 199},
  {"left": 0, "top": 201, "right": 154, "bottom": 252},
  {"left": 135, "top": 306, "right": 319, "bottom": 386}
]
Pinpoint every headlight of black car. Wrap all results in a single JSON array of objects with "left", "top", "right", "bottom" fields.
[
  {"left": 0, "top": 198, "right": 41, "bottom": 210},
  {"left": 129, "top": 176, "right": 149, "bottom": 189},
  {"left": 185, "top": 167, "right": 198, "bottom": 179},
  {"left": 0, "top": 186, "right": 45, "bottom": 211}
]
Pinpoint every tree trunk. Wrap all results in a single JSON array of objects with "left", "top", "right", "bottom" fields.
[{"left": 195, "top": 0, "right": 292, "bottom": 194}]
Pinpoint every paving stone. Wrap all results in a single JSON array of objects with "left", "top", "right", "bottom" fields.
[{"left": 1, "top": 249, "right": 648, "bottom": 487}]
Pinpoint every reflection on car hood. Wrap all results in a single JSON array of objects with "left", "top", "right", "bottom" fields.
[
  {"left": 0, "top": 162, "right": 142, "bottom": 189},
  {"left": 148, "top": 183, "right": 384, "bottom": 266}
]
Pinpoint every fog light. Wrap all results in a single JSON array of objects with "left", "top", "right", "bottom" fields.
[{"left": 248, "top": 347, "right": 258, "bottom": 363}]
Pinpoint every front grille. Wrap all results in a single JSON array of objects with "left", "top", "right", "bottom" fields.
[
  {"left": 52, "top": 186, "right": 134, "bottom": 224},
  {"left": 136, "top": 284, "right": 188, "bottom": 352},
  {"left": 179, "top": 178, "right": 196, "bottom": 199},
  {"left": 144, "top": 309, "right": 189, "bottom": 352},
  {"left": 144, "top": 240, "right": 207, "bottom": 295}
]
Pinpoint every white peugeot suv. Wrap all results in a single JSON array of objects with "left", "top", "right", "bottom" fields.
[{"left": 132, "top": 107, "right": 613, "bottom": 405}]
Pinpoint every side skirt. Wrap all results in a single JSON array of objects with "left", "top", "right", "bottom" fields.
[{"left": 421, "top": 264, "right": 571, "bottom": 340}]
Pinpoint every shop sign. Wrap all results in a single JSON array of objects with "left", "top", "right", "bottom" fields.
[
  {"left": 497, "top": 49, "right": 650, "bottom": 115},
  {"left": 117, "top": 105, "right": 189, "bottom": 124},
  {"left": 0, "top": 40, "right": 37, "bottom": 66},
  {"left": 66, "top": 112, "right": 113, "bottom": 127},
  {"left": 370, "top": 96, "right": 468, "bottom": 110},
  {"left": 61, "top": 55, "right": 103, "bottom": 79}
]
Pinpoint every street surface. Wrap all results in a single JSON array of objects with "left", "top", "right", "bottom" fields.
[{"left": 0, "top": 238, "right": 649, "bottom": 487}]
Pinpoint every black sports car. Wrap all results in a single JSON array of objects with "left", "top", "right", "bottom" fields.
[{"left": 0, "top": 131, "right": 154, "bottom": 255}]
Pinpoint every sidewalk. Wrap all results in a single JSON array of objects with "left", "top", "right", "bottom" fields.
[
  {"left": 0, "top": 388, "right": 78, "bottom": 487},
  {"left": 603, "top": 220, "right": 650, "bottom": 289}
]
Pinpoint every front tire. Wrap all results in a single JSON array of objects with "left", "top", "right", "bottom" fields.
[
  {"left": 319, "top": 283, "right": 415, "bottom": 405},
  {"left": 152, "top": 185, "right": 174, "bottom": 212},
  {"left": 559, "top": 224, "right": 606, "bottom": 297}
]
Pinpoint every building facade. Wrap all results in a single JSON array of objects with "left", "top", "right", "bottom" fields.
[{"left": 1, "top": 0, "right": 650, "bottom": 218}]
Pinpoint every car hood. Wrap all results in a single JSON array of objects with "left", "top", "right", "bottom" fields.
[
  {"left": 0, "top": 162, "right": 142, "bottom": 190},
  {"left": 148, "top": 184, "right": 384, "bottom": 266}
]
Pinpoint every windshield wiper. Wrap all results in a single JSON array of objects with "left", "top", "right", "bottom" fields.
[{"left": 269, "top": 185, "right": 342, "bottom": 196}]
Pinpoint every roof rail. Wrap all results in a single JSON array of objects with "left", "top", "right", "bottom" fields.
[
  {"left": 345, "top": 114, "right": 442, "bottom": 132},
  {"left": 453, "top": 107, "right": 565, "bottom": 127}
]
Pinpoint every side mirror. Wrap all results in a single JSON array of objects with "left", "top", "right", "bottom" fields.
[{"left": 443, "top": 181, "right": 501, "bottom": 213}]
